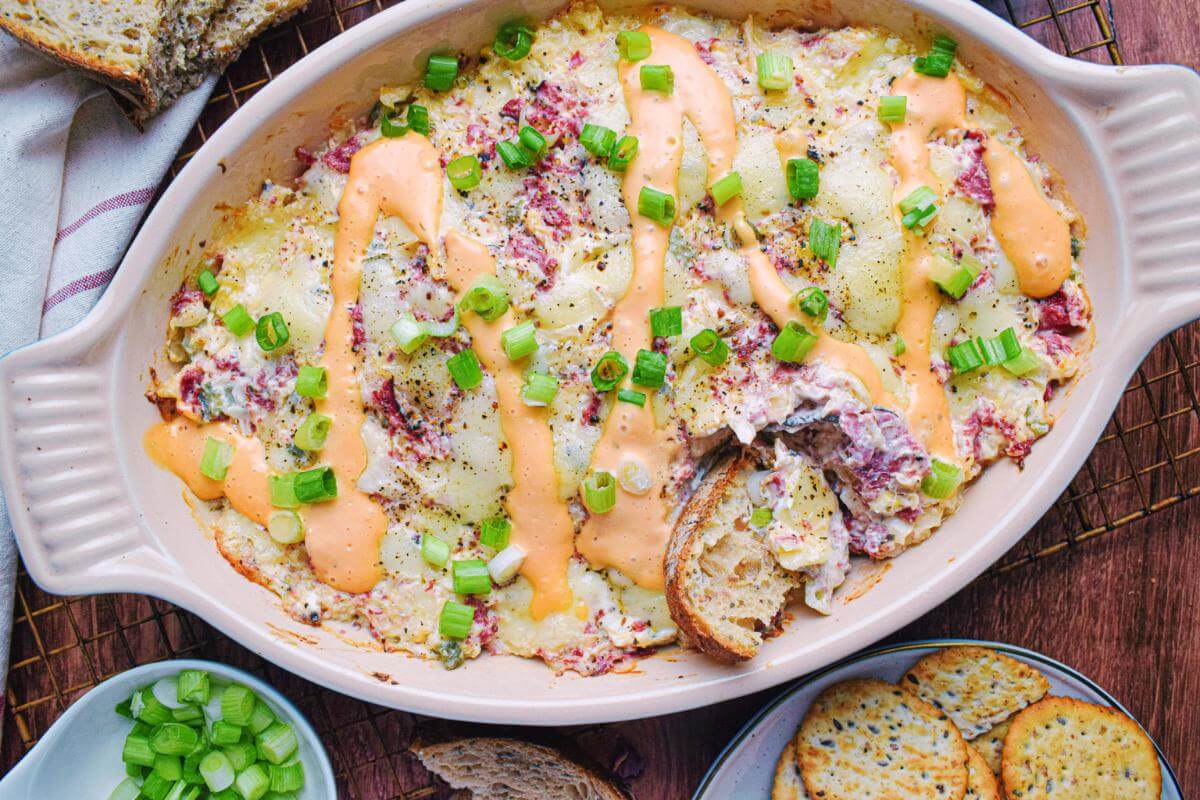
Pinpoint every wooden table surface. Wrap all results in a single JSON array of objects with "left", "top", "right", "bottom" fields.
[{"left": 3, "top": 1, "right": 1199, "bottom": 797}]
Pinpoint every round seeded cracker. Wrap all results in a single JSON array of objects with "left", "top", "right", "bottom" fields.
[
  {"left": 772, "top": 737, "right": 809, "bottom": 800},
  {"left": 965, "top": 745, "right": 1000, "bottom": 800},
  {"left": 797, "top": 678, "right": 969, "bottom": 800},
  {"left": 1001, "top": 696, "right": 1161, "bottom": 799},
  {"left": 970, "top": 716, "right": 1012, "bottom": 774},
  {"left": 902, "top": 646, "right": 1050, "bottom": 739}
]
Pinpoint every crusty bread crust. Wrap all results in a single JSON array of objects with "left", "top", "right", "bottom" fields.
[{"left": 0, "top": 14, "right": 147, "bottom": 102}]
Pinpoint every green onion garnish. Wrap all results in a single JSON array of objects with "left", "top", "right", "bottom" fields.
[
  {"left": 608, "top": 135, "right": 638, "bottom": 172},
  {"left": 931, "top": 254, "right": 981, "bottom": 299},
  {"left": 123, "top": 733, "right": 157, "bottom": 767},
  {"left": 786, "top": 157, "right": 819, "bottom": 200},
  {"left": 583, "top": 470, "right": 617, "bottom": 514},
  {"left": 447, "top": 348, "right": 484, "bottom": 390},
  {"left": 794, "top": 286, "right": 829, "bottom": 321},
  {"left": 269, "top": 761, "right": 306, "bottom": 793},
  {"left": 199, "top": 437, "right": 233, "bottom": 481},
  {"left": 268, "top": 474, "right": 299, "bottom": 509},
  {"left": 379, "top": 110, "right": 408, "bottom": 138},
  {"left": 978, "top": 328, "right": 1021, "bottom": 365},
  {"left": 149, "top": 723, "right": 199, "bottom": 756},
  {"left": 580, "top": 123, "right": 617, "bottom": 158},
  {"left": 808, "top": 219, "right": 841, "bottom": 267},
  {"left": 293, "top": 412, "right": 331, "bottom": 451},
  {"left": 591, "top": 351, "right": 629, "bottom": 391},
  {"left": 638, "top": 186, "right": 676, "bottom": 226},
  {"left": 406, "top": 104, "right": 430, "bottom": 136},
  {"left": 210, "top": 720, "right": 243, "bottom": 746},
  {"left": 921, "top": 458, "right": 962, "bottom": 498},
  {"left": 452, "top": 558, "right": 492, "bottom": 595},
  {"left": 690, "top": 329, "right": 729, "bottom": 366},
  {"left": 295, "top": 365, "right": 327, "bottom": 398},
  {"left": 267, "top": 510, "right": 304, "bottom": 544},
  {"left": 439, "top": 600, "right": 474, "bottom": 639},
  {"left": 421, "top": 534, "right": 451, "bottom": 568},
  {"left": 257, "top": 721, "right": 299, "bottom": 764},
  {"left": 914, "top": 34, "right": 957, "bottom": 78},
  {"left": 493, "top": 20, "right": 534, "bottom": 61},
  {"left": 518, "top": 125, "right": 547, "bottom": 157},
  {"left": 771, "top": 320, "right": 818, "bottom": 363},
  {"left": 501, "top": 320, "right": 537, "bottom": 360},
  {"left": 225, "top": 742, "right": 257, "bottom": 772},
  {"left": 996, "top": 327, "right": 1022, "bottom": 359},
  {"left": 520, "top": 371, "right": 559, "bottom": 406},
  {"left": 497, "top": 139, "right": 534, "bottom": 170},
  {"left": 616, "top": 30, "right": 651, "bottom": 61},
  {"left": 292, "top": 466, "right": 337, "bottom": 503},
  {"left": 632, "top": 349, "right": 667, "bottom": 388},
  {"left": 480, "top": 517, "right": 511, "bottom": 550},
  {"left": 710, "top": 171, "right": 743, "bottom": 206},
  {"left": 197, "top": 269, "right": 219, "bottom": 296},
  {"left": 899, "top": 185, "right": 939, "bottom": 230},
  {"left": 235, "top": 763, "right": 270, "bottom": 799},
  {"left": 461, "top": 274, "right": 509, "bottom": 321},
  {"left": 221, "top": 304, "right": 254, "bottom": 337},
  {"left": 749, "top": 507, "right": 773, "bottom": 527},
  {"left": 109, "top": 778, "right": 141, "bottom": 800},
  {"left": 649, "top": 306, "right": 682, "bottom": 337},
  {"left": 255, "top": 311, "right": 290, "bottom": 352},
  {"left": 1002, "top": 348, "right": 1040, "bottom": 377},
  {"left": 199, "top": 750, "right": 234, "bottom": 792},
  {"left": 946, "top": 339, "right": 984, "bottom": 373},
  {"left": 424, "top": 53, "right": 459, "bottom": 91},
  {"left": 152, "top": 753, "right": 181, "bottom": 780},
  {"left": 640, "top": 64, "right": 674, "bottom": 94},
  {"left": 617, "top": 388, "right": 646, "bottom": 406},
  {"left": 221, "top": 685, "right": 256, "bottom": 726},
  {"left": 893, "top": 336, "right": 907, "bottom": 356},
  {"left": 248, "top": 700, "right": 275, "bottom": 735},
  {"left": 756, "top": 51, "right": 794, "bottom": 91},
  {"left": 176, "top": 670, "right": 209, "bottom": 704},
  {"left": 878, "top": 94, "right": 907, "bottom": 123},
  {"left": 391, "top": 313, "right": 430, "bottom": 354},
  {"left": 447, "top": 154, "right": 482, "bottom": 191}
]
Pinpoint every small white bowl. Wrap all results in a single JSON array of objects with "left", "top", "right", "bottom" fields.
[{"left": 0, "top": 659, "right": 336, "bottom": 799}]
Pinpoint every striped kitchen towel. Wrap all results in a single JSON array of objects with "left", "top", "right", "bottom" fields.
[{"left": 0, "top": 35, "right": 216, "bottom": 732}]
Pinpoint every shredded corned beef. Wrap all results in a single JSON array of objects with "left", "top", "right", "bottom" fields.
[
  {"left": 178, "top": 367, "right": 204, "bottom": 409},
  {"left": 1037, "top": 289, "right": 1087, "bottom": 332},
  {"left": 507, "top": 229, "right": 558, "bottom": 288},
  {"left": 294, "top": 146, "right": 316, "bottom": 168},
  {"left": 349, "top": 304, "right": 367, "bottom": 350},
  {"left": 322, "top": 136, "right": 362, "bottom": 174},
  {"left": 582, "top": 392, "right": 603, "bottom": 426},
  {"left": 170, "top": 287, "right": 204, "bottom": 315},
  {"left": 694, "top": 37, "right": 718, "bottom": 65},
  {"left": 500, "top": 98, "right": 523, "bottom": 121},
  {"left": 370, "top": 378, "right": 451, "bottom": 461},
  {"left": 525, "top": 81, "right": 588, "bottom": 138},
  {"left": 955, "top": 131, "right": 995, "bottom": 211},
  {"left": 964, "top": 402, "right": 1033, "bottom": 463},
  {"left": 568, "top": 50, "right": 585, "bottom": 69}
]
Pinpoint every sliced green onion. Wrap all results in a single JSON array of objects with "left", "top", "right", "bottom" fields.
[
  {"left": 257, "top": 721, "right": 299, "bottom": 765},
  {"left": 914, "top": 34, "right": 957, "bottom": 78},
  {"left": 268, "top": 475, "right": 299, "bottom": 509},
  {"left": 221, "top": 304, "right": 254, "bottom": 337},
  {"left": 447, "top": 348, "right": 484, "bottom": 390},
  {"left": 447, "top": 154, "right": 482, "bottom": 191},
  {"left": 494, "top": 20, "right": 533, "bottom": 61},
  {"left": 632, "top": 348, "right": 667, "bottom": 388},
  {"left": 461, "top": 274, "right": 509, "bottom": 321},
  {"left": 501, "top": 320, "right": 538, "bottom": 360},
  {"left": 421, "top": 534, "right": 451, "bottom": 568},
  {"left": 391, "top": 313, "right": 430, "bottom": 354},
  {"left": 930, "top": 253, "right": 981, "bottom": 299},
  {"left": 921, "top": 458, "right": 962, "bottom": 498},
  {"left": 583, "top": 471, "right": 617, "bottom": 514},
  {"left": 710, "top": 171, "right": 743, "bottom": 206},
  {"left": 176, "top": 670, "right": 209, "bottom": 704},
  {"left": 893, "top": 336, "right": 907, "bottom": 356},
  {"left": 616, "top": 388, "right": 646, "bottom": 406},
  {"left": 123, "top": 733, "right": 157, "bottom": 767},
  {"left": 809, "top": 219, "right": 841, "bottom": 267},
  {"left": 1002, "top": 348, "right": 1040, "bottom": 377},
  {"left": 452, "top": 558, "right": 492, "bottom": 595},
  {"left": 878, "top": 94, "right": 907, "bottom": 123},
  {"left": 220, "top": 685, "right": 256, "bottom": 726},
  {"left": 109, "top": 777, "right": 142, "bottom": 800},
  {"left": 946, "top": 339, "right": 984, "bottom": 373},
  {"left": 133, "top": 689, "right": 173, "bottom": 725},
  {"left": 295, "top": 365, "right": 327, "bottom": 398},
  {"left": 424, "top": 53, "right": 459, "bottom": 91},
  {"left": 640, "top": 63, "right": 674, "bottom": 93},
  {"left": 750, "top": 507, "right": 773, "bottom": 527},
  {"left": 591, "top": 351, "right": 629, "bottom": 391},
  {"left": 210, "top": 720, "right": 243, "bottom": 746},
  {"left": 150, "top": 723, "right": 199, "bottom": 756},
  {"left": 497, "top": 139, "right": 534, "bottom": 170},
  {"left": 170, "top": 703, "right": 202, "bottom": 724},
  {"left": 294, "top": 412, "right": 331, "bottom": 451},
  {"left": 480, "top": 517, "right": 511, "bottom": 550},
  {"left": 234, "top": 763, "right": 270, "bottom": 800},
  {"left": 616, "top": 30, "right": 651, "bottom": 61},
  {"left": 269, "top": 761, "right": 305, "bottom": 793},
  {"left": 223, "top": 741, "right": 257, "bottom": 772},
  {"left": 580, "top": 123, "right": 617, "bottom": 158},
  {"left": 379, "top": 110, "right": 408, "bottom": 138},
  {"left": 649, "top": 306, "right": 682, "bottom": 337},
  {"left": 771, "top": 320, "right": 818, "bottom": 363},
  {"left": 199, "top": 750, "right": 235, "bottom": 792},
  {"left": 153, "top": 754, "right": 182, "bottom": 780},
  {"left": 267, "top": 510, "right": 304, "bottom": 544},
  {"left": 996, "top": 327, "right": 1022, "bottom": 359},
  {"left": 520, "top": 371, "right": 559, "bottom": 406},
  {"left": 638, "top": 186, "right": 676, "bottom": 226},
  {"left": 488, "top": 543, "right": 526, "bottom": 583},
  {"left": 292, "top": 466, "right": 337, "bottom": 503},
  {"left": 608, "top": 135, "right": 638, "bottom": 172},
  {"left": 900, "top": 185, "right": 939, "bottom": 230},
  {"left": 756, "top": 51, "right": 794, "bottom": 91},
  {"left": 439, "top": 600, "right": 474, "bottom": 639},
  {"left": 407, "top": 104, "right": 430, "bottom": 136},
  {"left": 794, "top": 287, "right": 829, "bottom": 322},
  {"left": 786, "top": 158, "right": 819, "bottom": 200},
  {"left": 255, "top": 312, "right": 290, "bottom": 352},
  {"left": 138, "top": 773, "right": 172, "bottom": 800},
  {"left": 248, "top": 701, "right": 275, "bottom": 735},
  {"left": 519, "top": 125, "right": 547, "bottom": 157},
  {"left": 199, "top": 437, "right": 233, "bottom": 481},
  {"left": 978, "top": 328, "right": 1021, "bottom": 365},
  {"left": 690, "top": 329, "right": 729, "bottom": 366},
  {"left": 197, "top": 270, "right": 219, "bottom": 296}
]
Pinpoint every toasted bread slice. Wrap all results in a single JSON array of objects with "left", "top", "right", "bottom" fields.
[
  {"left": 665, "top": 449, "right": 802, "bottom": 662},
  {"left": 197, "top": 0, "right": 308, "bottom": 69},
  {"left": 414, "top": 737, "right": 627, "bottom": 800}
]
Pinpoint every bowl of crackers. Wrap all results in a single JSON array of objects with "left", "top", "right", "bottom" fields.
[{"left": 695, "top": 640, "right": 1180, "bottom": 799}]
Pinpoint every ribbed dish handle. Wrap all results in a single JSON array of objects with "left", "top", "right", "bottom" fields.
[
  {"left": 0, "top": 336, "right": 175, "bottom": 596},
  {"left": 1057, "top": 63, "right": 1200, "bottom": 353}
]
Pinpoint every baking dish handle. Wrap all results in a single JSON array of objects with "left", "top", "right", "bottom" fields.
[
  {"left": 1057, "top": 63, "right": 1200, "bottom": 353},
  {"left": 0, "top": 332, "right": 181, "bottom": 597}
]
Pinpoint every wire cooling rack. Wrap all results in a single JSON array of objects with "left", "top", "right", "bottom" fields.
[{"left": 7, "top": 1, "right": 1198, "bottom": 797}]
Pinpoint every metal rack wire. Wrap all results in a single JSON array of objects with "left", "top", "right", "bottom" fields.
[{"left": 7, "top": 1, "right": 1195, "bottom": 797}]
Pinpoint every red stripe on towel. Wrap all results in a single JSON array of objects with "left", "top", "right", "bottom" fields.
[
  {"left": 42, "top": 267, "right": 118, "bottom": 314},
  {"left": 54, "top": 185, "right": 156, "bottom": 243}
]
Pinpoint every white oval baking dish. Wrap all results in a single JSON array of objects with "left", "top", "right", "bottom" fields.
[{"left": 2, "top": 0, "right": 1198, "bottom": 725}]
